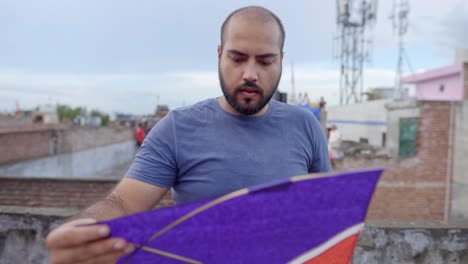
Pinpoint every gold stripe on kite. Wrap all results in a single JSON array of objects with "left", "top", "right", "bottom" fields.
[
  {"left": 290, "top": 172, "right": 335, "bottom": 182},
  {"left": 137, "top": 244, "right": 203, "bottom": 264},
  {"left": 291, "top": 167, "right": 383, "bottom": 183}
]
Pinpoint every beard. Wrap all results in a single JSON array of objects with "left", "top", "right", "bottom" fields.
[{"left": 218, "top": 64, "right": 282, "bottom": 116}]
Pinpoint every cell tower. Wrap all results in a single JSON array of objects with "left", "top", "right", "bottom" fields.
[
  {"left": 334, "top": 0, "right": 378, "bottom": 105},
  {"left": 389, "top": 0, "right": 410, "bottom": 100}
]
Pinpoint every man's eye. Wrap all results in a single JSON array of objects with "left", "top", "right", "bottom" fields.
[
  {"left": 259, "top": 60, "right": 272, "bottom": 66},
  {"left": 231, "top": 57, "right": 244, "bottom": 63}
]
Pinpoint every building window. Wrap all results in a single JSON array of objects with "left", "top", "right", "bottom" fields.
[{"left": 399, "top": 117, "right": 418, "bottom": 158}]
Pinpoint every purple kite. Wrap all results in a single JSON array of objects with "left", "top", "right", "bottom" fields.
[{"left": 101, "top": 168, "right": 383, "bottom": 263}]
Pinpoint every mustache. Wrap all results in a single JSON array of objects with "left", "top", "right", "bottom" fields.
[{"left": 234, "top": 82, "right": 264, "bottom": 93}]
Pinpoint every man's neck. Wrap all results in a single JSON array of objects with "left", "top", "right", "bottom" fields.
[{"left": 217, "top": 97, "right": 269, "bottom": 117}]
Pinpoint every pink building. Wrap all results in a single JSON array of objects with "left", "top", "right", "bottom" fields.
[{"left": 402, "top": 63, "right": 467, "bottom": 101}]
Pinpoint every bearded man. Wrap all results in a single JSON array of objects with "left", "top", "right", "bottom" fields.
[{"left": 46, "top": 6, "right": 331, "bottom": 264}]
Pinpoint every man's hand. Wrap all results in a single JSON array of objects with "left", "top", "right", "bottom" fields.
[
  {"left": 46, "top": 179, "right": 168, "bottom": 263},
  {"left": 46, "top": 218, "right": 135, "bottom": 264}
]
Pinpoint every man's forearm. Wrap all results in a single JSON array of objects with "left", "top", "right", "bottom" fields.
[
  {"left": 71, "top": 192, "right": 129, "bottom": 221},
  {"left": 67, "top": 178, "right": 168, "bottom": 222}
]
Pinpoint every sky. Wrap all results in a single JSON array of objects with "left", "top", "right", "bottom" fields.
[{"left": 1, "top": 0, "right": 467, "bottom": 114}]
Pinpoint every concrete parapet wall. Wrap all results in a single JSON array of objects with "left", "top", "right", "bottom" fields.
[
  {"left": 353, "top": 224, "right": 468, "bottom": 263},
  {"left": 1, "top": 212, "right": 467, "bottom": 264},
  {"left": 0, "top": 141, "right": 137, "bottom": 178},
  {"left": 61, "top": 127, "right": 134, "bottom": 153}
]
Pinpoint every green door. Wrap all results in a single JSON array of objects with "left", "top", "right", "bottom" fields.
[{"left": 399, "top": 117, "right": 418, "bottom": 158}]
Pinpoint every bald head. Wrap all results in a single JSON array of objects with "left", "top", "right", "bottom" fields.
[{"left": 220, "top": 6, "right": 285, "bottom": 51}]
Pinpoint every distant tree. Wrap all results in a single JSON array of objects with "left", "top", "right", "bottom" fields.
[
  {"left": 101, "top": 115, "right": 110, "bottom": 126},
  {"left": 57, "top": 105, "right": 110, "bottom": 125},
  {"left": 72, "top": 107, "right": 87, "bottom": 118},
  {"left": 90, "top": 109, "right": 110, "bottom": 126},
  {"left": 57, "top": 105, "right": 73, "bottom": 122},
  {"left": 59, "top": 106, "right": 85, "bottom": 120}
]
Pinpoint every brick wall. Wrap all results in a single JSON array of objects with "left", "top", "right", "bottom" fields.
[
  {"left": 0, "top": 128, "right": 62, "bottom": 165},
  {"left": 0, "top": 115, "right": 33, "bottom": 127},
  {"left": 0, "top": 178, "right": 173, "bottom": 210},
  {"left": 336, "top": 101, "right": 451, "bottom": 222},
  {"left": 0, "top": 126, "right": 134, "bottom": 165}
]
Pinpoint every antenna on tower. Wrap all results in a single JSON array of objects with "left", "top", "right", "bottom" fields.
[
  {"left": 290, "top": 61, "right": 296, "bottom": 105},
  {"left": 334, "top": 0, "right": 378, "bottom": 105},
  {"left": 389, "top": 0, "right": 410, "bottom": 100}
]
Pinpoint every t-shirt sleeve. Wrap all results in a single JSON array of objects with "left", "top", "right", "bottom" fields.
[
  {"left": 125, "top": 113, "right": 178, "bottom": 188},
  {"left": 308, "top": 115, "right": 333, "bottom": 173}
]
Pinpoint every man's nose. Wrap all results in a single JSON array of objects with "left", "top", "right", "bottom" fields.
[{"left": 242, "top": 61, "right": 259, "bottom": 83}]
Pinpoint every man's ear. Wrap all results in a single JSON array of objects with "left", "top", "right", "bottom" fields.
[{"left": 217, "top": 45, "right": 222, "bottom": 61}]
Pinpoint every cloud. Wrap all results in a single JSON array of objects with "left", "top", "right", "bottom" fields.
[
  {"left": 0, "top": 65, "right": 398, "bottom": 114},
  {"left": 277, "top": 64, "right": 396, "bottom": 105},
  {"left": 406, "top": 0, "right": 467, "bottom": 55},
  {"left": 363, "top": 0, "right": 466, "bottom": 67},
  {"left": 438, "top": 1, "right": 468, "bottom": 49},
  {"left": 158, "top": 71, "right": 219, "bottom": 90},
  {"left": 0, "top": 70, "right": 222, "bottom": 114},
  {"left": 1, "top": 0, "right": 465, "bottom": 77}
]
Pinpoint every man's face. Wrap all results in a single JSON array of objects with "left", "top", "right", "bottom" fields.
[{"left": 218, "top": 17, "right": 283, "bottom": 116}]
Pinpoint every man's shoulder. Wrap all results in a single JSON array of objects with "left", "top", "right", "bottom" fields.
[
  {"left": 270, "top": 100, "right": 323, "bottom": 133},
  {"left": 148, "top": 99, "right": 217, "bottom": 137},
  {"left": 170, "top": 98, "right": 217, "bottom": 119},
  {"left": 271, "top": 100, "right": 317, "bottom": 119}
]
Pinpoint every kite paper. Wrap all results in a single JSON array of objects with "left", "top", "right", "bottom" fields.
[{"left": 101, "top": 168, "right": 383, "bottom": 264}]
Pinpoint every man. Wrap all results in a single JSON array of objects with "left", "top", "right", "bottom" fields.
[
  {"left": 319, "top": 96, "right": 327, "bottom": 110},
  {"left": 328, "top": 124, "right": 341, "bottom": 169},
  {"left": 135, "top": 122, "right": 146, "bottom": 148},
  {"left": 46, "top": 6, "right": 331, "bottom": 264}
]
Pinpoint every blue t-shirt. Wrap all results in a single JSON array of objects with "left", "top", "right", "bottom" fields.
[{"left": 126, "top": 98, "right": 331, "bottom": 204}]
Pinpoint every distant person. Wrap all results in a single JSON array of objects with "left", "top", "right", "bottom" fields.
[
  {"left": 46, "top": 6, "right": 331, "bottom": 264},
  {"left": 143, "top": 120, "right": 151, "bottom": 135},
  {"left": 135, "top": 122, "right": 146, "bottom": 148},
  {"left": 303, "top": 92, "right": 310, "bottom": 106},
  {"left": 319, "top": 96, "right": 327, "bottom": 110},
  {"left": 328, "top": 124, "right": 341, "bottom": 169},
  {"left": 297, "top": 92, "right": 303, "bottom": 106}
]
